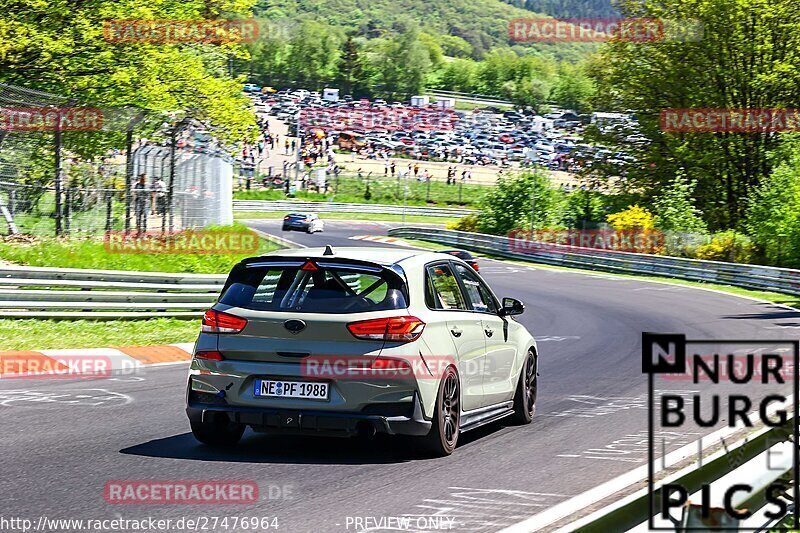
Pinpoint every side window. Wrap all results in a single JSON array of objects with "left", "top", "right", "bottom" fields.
[
  {"left": 454, "top": 264, "right": 497, "bottom": 313},
  {"left": 426, "top": 264, "right": 467, "bottom": 310}
]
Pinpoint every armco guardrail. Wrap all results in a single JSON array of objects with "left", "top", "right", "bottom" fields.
[
  {"left": 234, "top": 200, "right": 474, "bottom": 218},
  {"left": 0, "top": 265, "right": 225, "bottom": 319},
  {"left": 562, "top": 419, "right": 795, "bottom": 532},
  {"left": 387, "top": 227, "right": 800, "bottom": 297}
]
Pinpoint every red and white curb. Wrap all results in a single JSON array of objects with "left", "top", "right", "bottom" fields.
[
  {"left": 0, "top": 343, "right": 193, "bottom": 379},
  {"left": 349, "top": 235, "right": 408, "bottom": 246}
]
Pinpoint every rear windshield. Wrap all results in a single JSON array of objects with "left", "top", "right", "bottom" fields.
[{"left": 219, "top": 262, "right": 408, "bottom": 313}]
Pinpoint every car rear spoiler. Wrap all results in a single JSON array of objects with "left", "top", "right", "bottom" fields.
[{"left": 219, "top": 255, "right": 407, "bottom": 296}]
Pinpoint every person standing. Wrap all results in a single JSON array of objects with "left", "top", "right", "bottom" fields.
[
  {"left": 133, "top": 174, "right": 148, "bottom": 233},
  {"left": 413, "top": 163, "right": 419, "bottom": 178},
  {"left": 390, "top": 162, "right": 396, "bottom": 177},
  {"left": 284, "top": 139, "right": 290, "bottom": 155},
  {"left": 153, "top": 176, "right": 167, "bottom": 217}
]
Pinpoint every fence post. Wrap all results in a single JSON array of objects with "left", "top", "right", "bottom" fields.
[
  {"left": 167, "top": 127, "right": 177, "bottom": 233},
  {"left": 54, "top": 125, "right": 63, "bottom": 236},
  {"left": 64, "top": 182, "right": 71, "bottom": 234},
  {"left": 124, "top": 129, "right": 134, "bottom": 233},
  {"left": 105, "top": 181, "right": 114, "bottom": 232}
]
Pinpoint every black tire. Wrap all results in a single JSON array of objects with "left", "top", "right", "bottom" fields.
[
  {"left": 190, "top": 413, "right": 245, "bottom": 447},
  {"left": 418, "top": 366, "right": 460, "bottom": 457},
  {"left": 512, "top": 350, "right": 537, "bottom": 424}
]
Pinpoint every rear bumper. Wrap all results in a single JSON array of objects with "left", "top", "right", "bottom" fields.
[
  {"left": 186, "top": 393, "right": 431, "bottom": 437},
  {"left": 282, "top": 223, "right": 309, "bottom": 231}
]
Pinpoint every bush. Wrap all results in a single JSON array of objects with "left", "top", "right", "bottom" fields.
[
  {"left": 607, "top": 205, "right": 656, "bottom": 230},
  {"left": 694, "top": 231, "right": 755, "bottom": 263},
  {"left": 476, "top": 171, "right": 564, "bottom": 235},
  {"left": 446, "top": 214, "right": 479, "bottom": 232}
]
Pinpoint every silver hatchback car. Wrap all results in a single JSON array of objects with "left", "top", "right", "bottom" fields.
[{"left": 186, "top": 247, "right": 538, "bottom": 456}]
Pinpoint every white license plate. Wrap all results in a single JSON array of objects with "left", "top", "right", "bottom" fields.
[{"left": 253, "top": 379, "right": 329, "bottom": 400}]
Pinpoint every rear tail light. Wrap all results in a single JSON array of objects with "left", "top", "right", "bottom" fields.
[
  {"left": 347, "top": 316, "right": 425, "bottom": 343},
  {"left": 472, "top": 262, "right": 479, "bottom": 271},
  {"left": 201, "top": 309, "right": 247, "bottom": 334},
  {"left": 195, "top": 350, "right": 225, "bottom": 361}
]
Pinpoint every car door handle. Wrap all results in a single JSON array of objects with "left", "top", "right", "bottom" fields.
[
  {"left": 484, "top": 328, "right": 494, "bottom": 337},
  {"left": 450, "top": 327, "right": 462, "bottom": 338}
]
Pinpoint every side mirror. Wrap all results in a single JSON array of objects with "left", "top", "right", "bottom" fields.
[{"left": 500, "top": 297, "right": 524, "bottom": 316}]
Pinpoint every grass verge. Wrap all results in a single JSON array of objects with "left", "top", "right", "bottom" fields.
[
  {"left": 0, "top": 224, "right": 280, "bottom": 273},
  {"left": 234, "top": 175, "right": 486, "bottom": 208},
  {"left": 1, "top": 318, "right": 200, "bottom": 351}
]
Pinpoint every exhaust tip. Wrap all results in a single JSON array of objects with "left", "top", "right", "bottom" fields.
[{"left": 355, "top": 421, "right": 377, "bottom": 439}]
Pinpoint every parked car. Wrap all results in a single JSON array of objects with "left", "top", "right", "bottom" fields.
[
  {"left": 186, "top": 247, "right": 537, "bottom": 456},
  {"left": 282, "top": 213, "right": 324, "bottom": 233},
  {"left": 243, "top": 83, "right": 260, "bottom": 93}
]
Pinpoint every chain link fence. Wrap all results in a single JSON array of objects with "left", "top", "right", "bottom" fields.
[{"left": 0, "top": 82, "right": 234, "bottom": 236}]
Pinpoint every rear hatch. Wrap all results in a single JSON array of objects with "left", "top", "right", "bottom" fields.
[{"left": 211, "top": 256, "right": 411, "bottom": 363}]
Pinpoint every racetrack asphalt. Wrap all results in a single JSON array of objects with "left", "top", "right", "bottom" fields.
[{"left": 1, "top": 218, "right": 797, "bottom": 532}]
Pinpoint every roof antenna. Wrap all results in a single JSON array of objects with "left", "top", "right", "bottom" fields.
[{"left": 323, "top": 245, "right": 334, "bottom": 256}]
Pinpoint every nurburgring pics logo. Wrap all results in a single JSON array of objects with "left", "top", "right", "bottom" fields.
[
  {"left": 103, "top": 19, "right": 259, "bottom": 44},
  {"left": 643, "top": 333, "right": 799, "bottom": 530},
  {"left": 661, "top": 108, "right": 800, "bottom": 133},
  {"left": 103, "top": 230, "right": 260, "bottom": 255}
]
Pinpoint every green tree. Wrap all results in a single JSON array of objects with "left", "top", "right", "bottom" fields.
[
  {"left": 592, "top": 0, "right": 800, "bottom": 230},
  {"left": 370, "top": 29, "right": 431, "bottom": 99},
  {"left": 284, "top": 21, "right": 342, "bottom": 89},
  {"left": 745, "top": 149, "right": 800, "bottom": 266},
  {"left": 653, "top": 172, "right": 707, "bottom": 233},
  {"left": 337, "top": 34, "right": 366, "bottom": 97},
  {"left": 0, "top": 0, "right": 259, "bottom": 152},
  {"left": 477, "top": 172, "right": 564, "bottom": 235},
  {"left": 550, "top": 62, "right": 594, "bottom": 112}
]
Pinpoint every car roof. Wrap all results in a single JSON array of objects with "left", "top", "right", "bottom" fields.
[{"left": 259, "top": 246, "right": 457, "bottom": 267}]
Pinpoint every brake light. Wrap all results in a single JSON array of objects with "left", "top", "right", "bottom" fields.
[
  {"left": 201, "top": 309, "right": 247, "bottom": 334},
  {"left": 301, "top": 260, "right": 318, "bottom": 271},
  {"left": 472, "top": 262, "right": 479, "bottom": 271},
  {"left": 347, "top": 316, "right": 425, "bottom": 342},
  {"left": 195, "top": 350, "right": 224, "bottom": 361}
]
